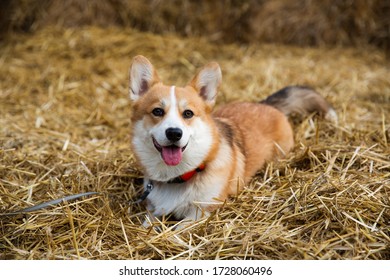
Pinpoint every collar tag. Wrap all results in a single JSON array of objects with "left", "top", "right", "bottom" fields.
[{"left": 130, "top": 181, "right": 154, "bottom": 204}]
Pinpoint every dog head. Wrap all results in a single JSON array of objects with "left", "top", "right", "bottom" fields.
[{"left": 129, "top": 55, "right": 222, "bottom": 181}]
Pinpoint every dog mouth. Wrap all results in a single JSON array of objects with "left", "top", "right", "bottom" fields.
[{"left": 153, "top": 137, "right": 188, "bottom": 166}]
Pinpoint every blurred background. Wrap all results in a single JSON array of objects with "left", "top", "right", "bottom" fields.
[{"left": 1, "top": 0, "right": 389, "bottom": 53}]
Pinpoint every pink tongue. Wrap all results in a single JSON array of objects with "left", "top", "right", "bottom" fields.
[{"left": 161, "top": 146, "right": 182, "bottom": 166}]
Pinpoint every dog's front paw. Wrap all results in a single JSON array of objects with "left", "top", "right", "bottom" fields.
[
  {"left": 142, "top": 212, "right": 159, "bottom": 228},
  {"left": 173, "top": 221, "right": 191, "bottom": 231},
  {"left": 142, "top": 218, "right": 152, "bottom": 228}
]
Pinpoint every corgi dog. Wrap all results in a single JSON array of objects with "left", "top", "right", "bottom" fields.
[{"left": 128, "top": 55, "right": 336, "bottom": 227}]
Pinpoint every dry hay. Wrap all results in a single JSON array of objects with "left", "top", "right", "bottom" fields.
[
  {"left": 2, "top": 0, "right": 389, "bottom": 52},
  {"left": 0, "top": 26, "right": 390, "bottom": 260}
]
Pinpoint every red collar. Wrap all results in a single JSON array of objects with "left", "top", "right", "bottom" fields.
[{"left": 168, "top": 163, "right": 206, "bottom": 184}]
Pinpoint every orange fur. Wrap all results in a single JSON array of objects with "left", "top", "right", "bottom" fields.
[{"left": 214, "top": 102, "right": 294, "bottom": 181}]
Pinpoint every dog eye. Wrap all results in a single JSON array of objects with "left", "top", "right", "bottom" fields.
[
  {"left": 152, "top": 108, "right": 165, "bottom": 117},
  {"left": 183, "top": 109, "right": 194, "bottom": 119}
]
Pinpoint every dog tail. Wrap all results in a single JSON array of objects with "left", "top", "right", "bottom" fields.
[{"left": 260, "top": 86, "right": 337, "bottom": 122}]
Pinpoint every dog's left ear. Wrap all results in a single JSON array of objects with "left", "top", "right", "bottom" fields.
[
  {"left": 129, "top": 55, "right": 161, "bottom": 101},
  {"left": 188, "top": 62, "right": 222, "bottom": 106}
]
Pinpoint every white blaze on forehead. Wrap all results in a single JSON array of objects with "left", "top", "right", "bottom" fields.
[
  {"left": 170, "top": 86, "right": 176, "bottom": 108},
  {"left": 164, "top": 86, "right": 182, "bottom": 128}
]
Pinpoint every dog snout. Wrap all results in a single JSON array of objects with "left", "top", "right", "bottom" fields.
[{"left": 165, "top": 127, "right": 183, "bottom": 142}]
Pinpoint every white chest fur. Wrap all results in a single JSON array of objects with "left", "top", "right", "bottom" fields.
[{"left": 146, "top": 175, "right": 222, "bottom": 220}]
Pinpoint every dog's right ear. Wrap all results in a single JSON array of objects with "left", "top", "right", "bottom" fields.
[{"left": 129, "top": 55, "right": 160, "bottom": 101}]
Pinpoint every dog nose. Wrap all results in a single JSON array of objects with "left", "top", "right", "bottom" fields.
[{"left": 165, "top": 127, "right": 183, "bottom": 142}]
